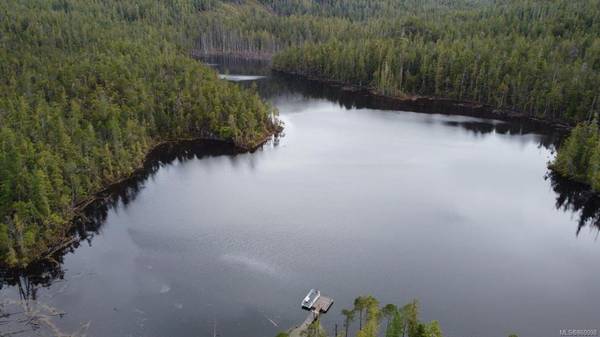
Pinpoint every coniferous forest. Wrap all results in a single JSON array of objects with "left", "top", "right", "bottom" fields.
[
  {"left": 270, "top": 1, "right": 600, "bottom": 125},
  {"left": 0, "top": 0, "right": 279, "bottom": 267}
]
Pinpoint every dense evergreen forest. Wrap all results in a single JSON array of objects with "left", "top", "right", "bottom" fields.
[
  {"left": 195, "top": 0, "right": 489, "bottom": 58},
  {"left": 0, "top": 0, "right": 278, "bottom": 267},
  {"left": 271, "top": 0, "right": 600, "bottom": 124}
]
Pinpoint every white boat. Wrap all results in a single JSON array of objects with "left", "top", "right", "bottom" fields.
[{"left": 301, "top": 289, "right": 320, "bottom": 309}]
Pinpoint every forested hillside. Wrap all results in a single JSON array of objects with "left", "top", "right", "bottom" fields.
[
  {"left": 0, "top": 0, "right": 278, "bottom": 267},
  {"left": 271, "top": 0, "right": 600, "bottom": 124}
]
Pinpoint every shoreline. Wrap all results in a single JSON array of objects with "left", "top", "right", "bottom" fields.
[
  {"left": 271, "top": 69, "right": 597, "bottom": 192},
  {"left": 272, "top": 69, "right": 573, "bottom": 131},
  {"left": 1, "top": 129, "right": 280, "bottom": 271}
]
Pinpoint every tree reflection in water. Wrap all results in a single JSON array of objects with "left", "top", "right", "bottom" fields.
[
  {"left": 0, "top": 140, "right": 245, "bottom": 292},
  {"left": 0, "top": 139, "right": 253, "bottom": 336},
  {"left": 549, "top": 170, "right": 600, "bottom": 236}
]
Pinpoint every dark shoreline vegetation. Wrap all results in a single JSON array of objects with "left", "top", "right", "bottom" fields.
[
  {"left": 269, "top": 70, "right": 600, "bottom": 213},
  {"left": 548, "top": 170, "right": 600, "bottom": 235},
  {"left": 269, "top": 68, "right": 600, "bottom": 193},
  {"left": 0, "top": 139, "right": 248, "bottom": 285},
  {"left": 45, "top": 137, "right": 272, "bottom": 266},
  {"left": 272, "top": 70, "right": 572, "bottom": 131},
  {"left": 0, "top": 0, "right": 281, "bottom": 268}
]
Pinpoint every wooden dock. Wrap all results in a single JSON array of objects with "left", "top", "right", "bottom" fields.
[
  {"left": 289, "top": 294, "right": 334, "bottom": 337},
  {"left": 312, "top": 296, "right": 334, "bottom": 313}
]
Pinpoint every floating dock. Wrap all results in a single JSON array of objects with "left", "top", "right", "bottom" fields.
[{"left": 312, "top": 296, "right": 334, "bottom": 313}]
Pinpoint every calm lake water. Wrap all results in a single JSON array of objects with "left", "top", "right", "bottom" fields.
[{"left": 1, "top": 58, "right": 599, "bottom": 337}]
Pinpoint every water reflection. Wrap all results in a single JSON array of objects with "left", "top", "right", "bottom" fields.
[
  {"left": 203, "top": 56, "right": 565, "bottom": 150},
  {"left": 264, "top": 74, "right": 565, "bottom": 149},
  {"left": 549, "top": 170, "right": 600, "bottom": 235},
  {"left": 207, "top": 55, "right": 597, "bottom": 242},
  {"left": 219, "top": 74, "right": 266, "bottom": 81},
  {"left": 0, "top": 140, "right": 243, "bottom": 290}
]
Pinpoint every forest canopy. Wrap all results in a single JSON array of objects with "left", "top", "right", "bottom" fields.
[
  {"left": 270, "top": 0, "right": 600, "bottom": 124},
  {"left": 0, "top": 0, "right": 278, "bottom": 267}
]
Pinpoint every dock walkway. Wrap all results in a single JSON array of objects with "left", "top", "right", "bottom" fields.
[{"left": 289, "top": 294, "right": 334, "bottom": 337}]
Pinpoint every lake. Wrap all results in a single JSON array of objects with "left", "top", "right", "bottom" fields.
[{"left": 1, "top": 57, "right": 598, "bottom": 337}]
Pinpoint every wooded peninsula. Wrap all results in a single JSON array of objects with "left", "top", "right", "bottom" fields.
[{"left": 0, "top": 0, "right": 279, "bottom": 267}]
